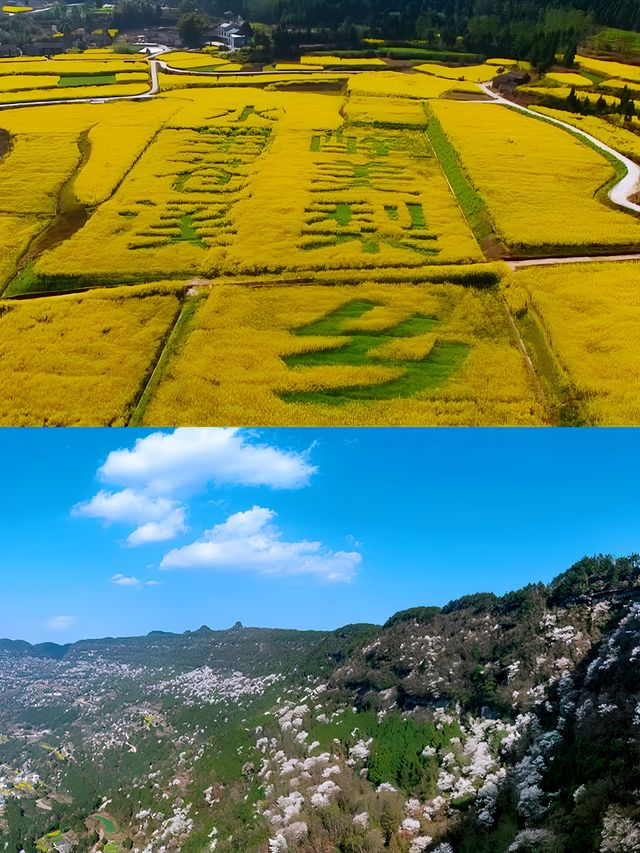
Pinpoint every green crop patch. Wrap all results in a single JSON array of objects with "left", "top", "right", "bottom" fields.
[
  {"left": 280, "top": 299, "right": 469, "bottom": 403},
  {"left": 58, "top": 74, "right": 118, "bottom": 87}
]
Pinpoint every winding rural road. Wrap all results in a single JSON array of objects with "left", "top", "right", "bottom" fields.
[{"left": 479, "top": 82, "right": 640, "bottom": 214}]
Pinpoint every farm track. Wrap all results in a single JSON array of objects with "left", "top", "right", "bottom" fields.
[{"left": 508, "top": 253, "right": 640, "bottom": 269}]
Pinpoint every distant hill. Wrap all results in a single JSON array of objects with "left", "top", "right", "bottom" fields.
[{"left": 1, "top": 553, "right": 639, "bottom": 853}]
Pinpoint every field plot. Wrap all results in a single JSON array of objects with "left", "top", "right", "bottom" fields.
[
  {"left": 511, "top": 262, "right": 640, "bottom": 425},
  {"left": 142, "top": 281, "right": 544, "bottom": 426},
  {"left": 31, "top": 87, "right": 481, "bottom": 285},
  {"left": 157, "top": 70, "right": 348, "bottom": 90},
  {"left": 225, "top": 98, "right": 482, "bottom": 274},
  {"left": 0, "top": 130, "right": 81, "bottom": 215},
  {"left": 36, "top": 90, "right": 280, "bottom": 282},
  {"left": 347, "top": 71, "right": 480, "bottom": 99},
  {"left": 531, "top": 107, "right": 640, "bottom": 162},
  {"left": 520, "top": 85, "right": 619, "bottom": 109},
  {"left": 0, "top": 285, "right": 182, "bottom": 426},
  {"left": 0, "top": 55, "right": 150, "bottom": 103},
  {"left": 161, "top": 50, "right": 234, "bottom": 71},
  {"left": 542, "top": 71, "right": 593, "bottom": 87},
  {"left": 415, "top": 62, "right": 500, "bottom": 82},
  {"left": 429, "top": 100, "right": 640, "bottom": 252},
  {"left": 576, "top": 54, "right": 640, "bottom": 83},
  {"left": 344, "top": 94, "right": 429, "bottom": 125}
]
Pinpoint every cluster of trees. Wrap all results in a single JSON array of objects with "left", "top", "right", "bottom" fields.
[
  {"left": 565, "top": 83, "right": 637, "bottom": 120},
  {"left": 216, "top": 0, "right": 602, "bottom": 70},
  {"left": 549, "top": 552, "right": 640, "bottom": 600},
  {"left": 112, "top": 0, "right": 163, "bottom": 29}
]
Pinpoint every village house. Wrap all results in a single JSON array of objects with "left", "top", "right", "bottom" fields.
[
  {"left": 212, "top": 16, "right": 248, "bottom": 50},
  {"left": 492, "top": 70, "right": 530, "bottom": 93}
]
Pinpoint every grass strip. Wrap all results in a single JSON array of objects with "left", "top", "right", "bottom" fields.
[
  {"left": 424, "top": 106, "right": 494, "bottom": 243},
  {"left": 128, "top": 292, "right": 207, "bottom": 426},
  {"left": 515, "top": 306, "right": 587, "bottom": 425}
]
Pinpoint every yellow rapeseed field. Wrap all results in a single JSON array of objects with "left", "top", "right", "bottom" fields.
[
  {"left": 0, "top": 58, "right": 147, "bottom": 74},
  {"left": 50, "top": 50, "right": 137, "bottom": 60},
  {"left": 543, "top": 71, "right": 593, "bottom": 87},
  {"left": 0, "top": 214, "right": 42, "bottom": 289},
  {"left": 35, "top": 87, "right": 480, "bottom": 281},
  {"left": 0, "top": 82, "right": 149, "bottom": 104},
  {"left": 532, "top": 107, "right": 640, "bottom": 161},
  {"left": 0, "top": 74, "right": 60, "bottom": 91},
  {"left": 274, "top": 63, "right": 323, "bottom": 71},
  {"left": 347, "top": 70, "right": 480, "bottom": 99},
  {"left": 300, "top": 55, "right": 386, "bottom": 67},
  {"left": 115, "top": 71, "right": 150, "bottom": 83},
  {"left": 73, "top": 99, "right": 181, "bottom": 206},
  {"left": 0, "top": 285, "right": 182, "bottom": 426},
  {"left": 344, "top": 94, "right": 428, "bottom": 125},
  {"left": 142, "top": 282, "right": 544, "bottom": 426},
  {"left": 430, "top": 100, "right": 640, "bottom": 250},
  {"left": 576, "top": 54, "right": 640, "bottom": 82},
  {"left": 600, "top": 78, "right": 640, "bottom": 96},
  {"left": 157, "top": 71, "right": 340, "bottom": 90},
  {"left": 0, "top": 100, "right": 129, "bottom": 134},
  {"left": 225, "top": 115, "right": 482, "bottom": 274},
  {"left": 513, "top": 262, "right": 640, "bottom": 425},
  {"left": 521, "top": 86, "right": 619, "bottom": 108},
  {"left": 36, "top": 125, "right": 242, "bottom": 278},
  {"left": 0, "top": 132, "right": 80, "bottom": 214},
  {"left": 415, "top": 62, "right": 498, "bottom": 82},
  {"left": 161, "top": 51, "right": 230, "bottom": 69}
]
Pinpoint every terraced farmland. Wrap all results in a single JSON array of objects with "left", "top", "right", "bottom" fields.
[{"left": 1, "top": 50, "right": 640, "bottom": 425}]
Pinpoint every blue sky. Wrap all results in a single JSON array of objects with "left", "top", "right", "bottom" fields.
[{"left": 2, "top": 427, "right": 639, "bottom": 644}]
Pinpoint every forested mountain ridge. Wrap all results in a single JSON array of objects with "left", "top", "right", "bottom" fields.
[
  {"left": 219, "top": 0, "right": 637, "bottom": 67},
  {"left": 1, "top": 554, "right": 639, "bottom": 852}
]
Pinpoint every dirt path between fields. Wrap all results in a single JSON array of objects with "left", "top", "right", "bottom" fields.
[{"left": 508, "top": 253, "right": 640, "bottom": 270}]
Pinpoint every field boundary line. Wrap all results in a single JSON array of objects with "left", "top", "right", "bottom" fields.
[{"left": 127, "top": 292, "right": 206, "bottom": 426}]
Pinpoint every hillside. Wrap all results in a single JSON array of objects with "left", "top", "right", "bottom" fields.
[{"left": 1, "top": 554, "right": 639, "bottom": 852}]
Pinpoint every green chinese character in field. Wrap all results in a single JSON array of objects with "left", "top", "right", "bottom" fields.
[{"left": 279, "top": 300, "right": 469, "bottom": 403}]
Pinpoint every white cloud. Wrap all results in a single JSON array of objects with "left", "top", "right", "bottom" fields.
[
  {"left": 99, "top": 429, "right": 315, "bottom": 495},
  {"left": 110, "top": 574, "right": 162, "bottom": 588},
  {"left": 72, "top": 489, "right": 187, "bottom": 548},
  {"left": 125, "top": 509, "right": 187, "bottom": 547},
  {"left": 160, "top": 506, "right": 360, "bottom": 583},
  {"left": 74, "top": 430, "right": 315, "bottom": 548},
  {"left": 73, "top": 489, "right": 177, "bottom": 525},
  {"left": 47, "top": 615, "right": 76, "bottom": 631},
  {"left": 110, "top": 573, "right": 142, "bottom": 588}
]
